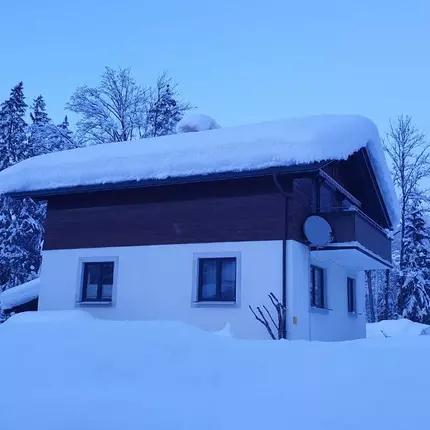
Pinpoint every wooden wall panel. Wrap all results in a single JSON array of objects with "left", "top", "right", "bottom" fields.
[{"left": 44, "top": 177, "right": 287, "bottom": 250}]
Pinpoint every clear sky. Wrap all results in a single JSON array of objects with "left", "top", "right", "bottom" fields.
[{"left": 1, "top": 0, "right": 429, "bottom": 136}]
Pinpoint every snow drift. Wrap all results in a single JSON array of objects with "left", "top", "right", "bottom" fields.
[
  {"left": 0, "top": 115, "right": 399, "bottom": 225},
  {"left": 176, "top": 113, "right": 220, "bottom": 133},
  {"left": 0, "top": 313, "right": 429, "bottom": 430},
  {"left": 367, "top": 318, "right": 430, "bottom": 338}
]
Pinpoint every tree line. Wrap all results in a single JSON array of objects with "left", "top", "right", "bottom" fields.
[
  {"left": 366, "top": 115, "right": 430, "bottom": 324},
  {"left": 0, "top": 67, "right": 191, "bottom": 292}
]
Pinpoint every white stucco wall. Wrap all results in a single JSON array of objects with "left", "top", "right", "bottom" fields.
[
  {"left": 285, "top": 241, "right": 366, "bottom": 342},
  {"left": 39, "top": 239, "right": 366, "bottom": 341},
  {"left": 39, "top": 241, "right": 283, "bottom": 339},
  {"left": 308, "top": 254, "right": 366, "bottom": 341}
]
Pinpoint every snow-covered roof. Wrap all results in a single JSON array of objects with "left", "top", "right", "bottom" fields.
[
  {"left": 0, "top": 278, "right": 40, "bottom": 311},
  {"left": 0, "top": 115, "right": 399, "bottom": 225}
]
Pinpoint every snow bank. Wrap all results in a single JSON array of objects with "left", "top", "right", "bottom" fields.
[
  {"left": 367, "top": 318, "right": 430, "bottom": 338},
  {"left": 0, "top": 319, "right": 429, "bottom": 430},
  {"left": 176, "top": 113, "right": 220, "bottom": 133},
  {"left": 5, "top": 309, "right": 94, "bottom": 324},
  {"left": 0, "top": 115, "right": 399, "bottom": 225},
  {"left": 0, "top": 278, "right": 40, "bottom": 311}
]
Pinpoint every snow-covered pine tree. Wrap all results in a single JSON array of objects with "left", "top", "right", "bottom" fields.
[
  {"left": 53, "top": 115, "right": 76, "bottom": 151},
  {"left": 0, "top": 197, "right": 45, "bottom": 290},
  {"left": 145, "top": 73, "right": 191, "bottom": 137},
  {"left": 30, "top": 95, "right": 50, "bottom": 124},
  {"left": 0, "top": 82, "right": 29, "bottom": 169},
  {"left": 0, "top": 83, "right": 45, "bottom": 292},
  {"left": 29, "top": 97, "right": 77, "bottom": 154},
  {"left": 398, "top": 198, "right": 430, "bottom": 323},
  {"left": 28, "top": 94, "right": 51, "bottom": 157}
]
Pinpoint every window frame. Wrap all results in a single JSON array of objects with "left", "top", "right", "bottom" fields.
[
  {"left": 197, "top": 257, "right": 237, "bottom": 303},
  {"left": 310, "top": 265, "right": 325, "bottom": 309},
  {"left": 81, "top": 261, "right": 115, "bottom": 303},
  {"left": 347, "top": 277, "right": 356, "bottom": 313}
]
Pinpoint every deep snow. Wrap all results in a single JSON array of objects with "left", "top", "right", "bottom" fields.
[
  {"left": 0, "top": 115, "right": 399, "bottom": 225},
  {"left": 176, "top": 112, "right": 220, "bottom": 133},
  {"left": 0, "top": 278, "right": 40, "bottom": 311},
  {"left": 367, "top": 318, "right": 430, "bottom": 338},
  {"left": 0, "top": 312, "right": 428, "bottom": 430}
]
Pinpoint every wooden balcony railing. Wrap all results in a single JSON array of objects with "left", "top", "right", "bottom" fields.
[{"left": 319, "top": 209, "right": 392, "bottom": 263}]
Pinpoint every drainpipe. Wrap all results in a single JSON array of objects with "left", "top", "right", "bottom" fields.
[{"left": 272, "top": 174, "right": 289, "bottom": 339}]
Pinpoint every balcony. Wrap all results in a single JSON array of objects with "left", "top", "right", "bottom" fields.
[{"left": 312, "top": 209, "right": 392, "bottom": 269}]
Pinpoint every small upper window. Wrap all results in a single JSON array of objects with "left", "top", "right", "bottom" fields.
[
  {"left": 310, "top": 265, "right": 325, "bottom": 308},
  {"left": 347, "top": 277, "right": 356, "bottom": 313},
  {"left": 198, "top": 258, "right": 236, "bottom": 302},
  {"left": 82, "top": 262, "right": 114, "bottom": 302}
]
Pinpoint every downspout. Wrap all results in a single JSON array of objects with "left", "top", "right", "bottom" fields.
[{"left": 272, "top": 173, "right": 289, "bottom": 339}]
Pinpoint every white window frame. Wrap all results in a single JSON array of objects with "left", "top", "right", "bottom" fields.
[
  {"left": 75, "top": 256, "right": 119, "bottom": 307},
  {"left": 191, "top": 251, "right": 242, "bottom": 307}
]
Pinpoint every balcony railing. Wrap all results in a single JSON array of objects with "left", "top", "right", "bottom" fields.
[{"left": 319, "top": 209, "right": 392, "bottom": 263}]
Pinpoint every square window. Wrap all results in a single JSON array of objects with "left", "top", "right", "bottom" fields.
[
  {"left": 198, "top": 258, "right": 236, "bottom": 302},
  {"left": 347, "top": 277, "right": 356, "bottom": 313},
  {"left": 82, "top": 262, "right": 114, "bottom": 302},
  {"left": 310, "top": 265, "right": 325, "bottom": 309}
]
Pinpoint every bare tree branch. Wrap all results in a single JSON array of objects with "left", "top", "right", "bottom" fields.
[
  {"left": 263, "top": 305, "right": 278, "bottom": 329},
  {"left": 249, "top": 293, "right": 286, "bottom": 340},
  {"left": 67, "top": 67, "right": 191, "bottom": 145},
  {"left": 249, "top": 305, "right": 276, "bottom": 340}
]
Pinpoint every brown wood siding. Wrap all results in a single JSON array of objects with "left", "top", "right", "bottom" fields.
[
  {"left": 288, "top": 178, "right": 315, "bottom": 242},
  {"left": 42, "top": 166, "right": 392, "bottom": 263},
  {"left": 44, "top": 177, "right": 287, "bottom": 250}
]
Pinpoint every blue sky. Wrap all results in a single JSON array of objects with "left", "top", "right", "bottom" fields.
[{"left": 1, "top": 0, "right": 429, "bottom": 136}]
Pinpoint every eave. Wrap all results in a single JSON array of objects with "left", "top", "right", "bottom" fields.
[{"left": 6, "top": 162, "right": 327, "bottom": 199}]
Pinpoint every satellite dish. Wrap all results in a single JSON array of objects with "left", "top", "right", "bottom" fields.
[{"left": 303, "top": 215, "right": 333, "bottom": 247}]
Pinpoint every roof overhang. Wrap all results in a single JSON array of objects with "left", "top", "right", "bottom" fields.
[{"left": 6, "top": 162, "right": 327, "bottom": 199}]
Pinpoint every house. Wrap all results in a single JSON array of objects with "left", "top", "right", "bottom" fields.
[
  {"left": 0, "top": 115, "right": 399, "bottom": 340},
  {"left": 0, "top": 278, "right": 40, "bottom": 318}
]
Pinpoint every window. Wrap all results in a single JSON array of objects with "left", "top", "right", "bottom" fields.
[
  {"left": 198, "top": 258, "right": 236, "bottom": 302},
  {"left": 347, "top": 277, "right": 356, "bottom": 313},
  {"left": 310, "top": 265, "right": 325, "bottom": 308},
  {"left": 81, "top": 262, "right": 114, "bottom": 302}
]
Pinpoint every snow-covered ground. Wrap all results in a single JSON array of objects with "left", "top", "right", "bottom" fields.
[
  {"left": 367, "top": 318, "right": 430, "bottom": 338},
  {"left": 0, "top": 312, "right": 428, "bottom": 430}
]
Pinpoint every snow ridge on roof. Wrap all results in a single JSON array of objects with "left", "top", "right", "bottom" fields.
[{"left": 0, "top": 115, "right": 400, "bottom": 225}]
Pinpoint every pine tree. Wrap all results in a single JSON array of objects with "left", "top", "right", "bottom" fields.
[
  {"left": 0, "top": 83, "right": 45, "bottom": 292},
  {"left": 29, "top": 97, "right": 76, "bottom": 155},
  {"left": 28, "top": 94, "right": 51, "bottom": 157},
  {"left": 145, "top": 73, "right": 191, "bottom": 137},
  {"left": 0, "top": 82, "right": 28, "bottom": 170},
  {"left": 0, "top": 197, "right": 45, "bottom": 290},
  {"left": 383, "top": 116, "right": 430, "bottom": 315},
  {"left": 30, "top": 95, "right": 50, "bottom": 125},
  {"left": 54, "top": 115, "right": 76, "bottom": 150},
  {"left": 398, "top": 198, "right": 430, "bottom": 323}
]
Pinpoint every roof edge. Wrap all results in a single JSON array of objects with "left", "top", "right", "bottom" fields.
[{"left": 6, "top": 162, "right": 326, "bottom": 199}]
